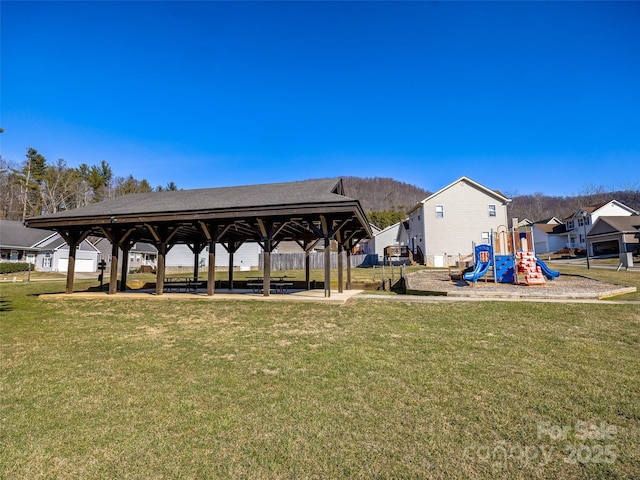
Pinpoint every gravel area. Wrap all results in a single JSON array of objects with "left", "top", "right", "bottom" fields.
[{"left": 405, "top": 270, "right": 636, "bottom": 300}]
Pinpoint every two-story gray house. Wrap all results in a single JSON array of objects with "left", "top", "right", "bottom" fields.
[{"left": 406, "top": 177, "right": 511, "bottom": 266}]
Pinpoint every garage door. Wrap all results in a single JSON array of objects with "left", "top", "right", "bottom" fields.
[
  {"left": 58, "top": 258, "right": 95, "bottom": 272},
  {"left": 534, "top": 242, "right": 548, "bottom": 254},
  {"left": 592, "top": 240, "right": 619, "bottom": 256}
]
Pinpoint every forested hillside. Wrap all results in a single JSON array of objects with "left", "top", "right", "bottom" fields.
[
  {"left": 341, "top": 176, "right": 430, "bottom": 212},
  {"left": 2, "top": 147, "right": 638, "bottom": 229},
  {"left": 506, "top": 189, "right": 640, "bottom": 223},
  {"left": 343, "top": 177, "right": 640, "bottom": 229},
  {"left": 0, "top": 148, "right": 177, "bottom": 221}
]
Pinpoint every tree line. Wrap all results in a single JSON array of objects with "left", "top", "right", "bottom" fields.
[
  {"left": 0, "top": 147, "right": 178, "bottom": 221},
  {"left": 345, "top": 177, "right": 640, "bottom": 229},
  {"left": 2, "top": 149, "right": 638, "bottom": 229}
]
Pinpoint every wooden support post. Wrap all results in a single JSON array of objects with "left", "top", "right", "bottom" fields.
[
  {"left": 263, "top": 239, "right": 271, "bottom": 297},
  {"left": 109, "top": 241, "right": 119, "bottom": 295},
  {"left": 207, "top": 241, "right": 215, "bottom": 296},
  {"left": 228, "top": 249, "right": 234, "bottom": 290},
  {"left": 346, "top": 246, "right": 352, "bottom": 290},
  {"left": 305, "top": 249, "right": 311, "bottom": 290},
  {"left": 193, "top": 249, "right": 200, "bottom": 282},
  {"left": 58, "top": 228, "right": 90, "bottom": 295},
  {"left": 98, "top": 226, "right": 133, "bottom": 295},
  {"left": 324, "top": 236, "right": 331, "bottom": 298},
  {"left": 220, "top": 240, "right": 242, "bottom": 291},
  {"left": 66, "top": 238, "right": 77, "bottom": 295},
  {"left": 337, "top": 241, "right": 344, "bottom": 293},
  {"left": 156, "top": 242, "right": 167, "bottom": 295},
  {"left": 120, "top": 244, "right": 130, "bottom": 292}
]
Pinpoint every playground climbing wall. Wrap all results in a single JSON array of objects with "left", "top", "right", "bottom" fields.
[{"left": 517, "top": 251, "right": 546, "bottom": 286}]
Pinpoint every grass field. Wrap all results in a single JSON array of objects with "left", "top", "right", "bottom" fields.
[{"left": 1, "top": 268, "right": 639, "bottom": 479}]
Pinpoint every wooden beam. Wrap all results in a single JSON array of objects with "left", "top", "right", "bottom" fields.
[
  {"left": 257, "top": 218, "right": 269, "bottom": 239},
  {"left": 145, "top": 224, "right": 161, "bottom": 243}
]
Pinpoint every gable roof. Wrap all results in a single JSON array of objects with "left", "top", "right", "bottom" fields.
[
  {"left": 533, "top": 223, "right": 567, "bottom": 235},
  {"left": 27, "top": 178, "right": 351, "bottom": 221},
  {"left": 566, "top": 200, "right": 638, "bottom": 221},
  {"left": 25, "top": 178, "right": 372, "bottom": 247},
  {"left": 409, "top": 176, "right": 511, "bottom": 213},
  {"left": 374, "top": 221, "right": 403, "bottom": 237},
  {"left": 534, "top": 217, "right": 563, "bottom": 225},
  {"left": 0, "top": 220, "right": 55, "bottom": 249},
  {"left": 591, "top": 215, "right": 640, "bottom": 234}
]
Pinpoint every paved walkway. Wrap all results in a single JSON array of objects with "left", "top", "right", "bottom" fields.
[
  {"left": 356, "top": 293, "right": 640, "bottom": 305},
  {"left": 41, "top": 288, "right": 363, "bottom": 305},
  {"left": 40, "top": 285, "right": 640, "bottom": 305}
]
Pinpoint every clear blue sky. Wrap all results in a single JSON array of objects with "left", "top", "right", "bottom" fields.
[{"left": 1, "top": 1, "right": 639, "bottom": 197}]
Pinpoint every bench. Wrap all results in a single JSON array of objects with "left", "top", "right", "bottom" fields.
[
  {"left": 247, "top": 281, "right": 294, "bottom": 294},
  {"left": 163, "top": 277, "right": 200, "bottom": 293}
]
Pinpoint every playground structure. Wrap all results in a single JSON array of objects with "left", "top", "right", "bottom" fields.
[{"left": 463, "top": 224, "right": 560, "bottom": 286}]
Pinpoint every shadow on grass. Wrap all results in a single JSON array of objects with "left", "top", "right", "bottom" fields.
[{"left": 0, "top": 297, "right": 12, "bottom": 312}]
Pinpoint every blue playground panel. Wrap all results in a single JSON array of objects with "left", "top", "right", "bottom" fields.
[{"left": 495, "top": 255, "right": 515, "bottom": 283}]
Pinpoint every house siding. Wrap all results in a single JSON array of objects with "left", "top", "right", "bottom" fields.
[
  {"left": 166, "top": 243, "right": 261, "bottom": 270},
  {"left": 371, "top": 222, "right": 405, "bottom": 262},
  {"left": 566, "top": 201, "right": 637, "bottom": 251},
  {"left": 421, "top": 180, "right": 508, "bottom": 258}
]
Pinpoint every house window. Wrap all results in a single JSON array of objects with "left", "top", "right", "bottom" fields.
[
  {"left": 418, "top": 215, "right": 420, "bottom": 221},
  {"left": 42, "top": 256, "right": 51, "bottom": 268},
  {"left": 579, "top": 234, "right": 585, "bottom": 243},
  {"left": 481, "top": 232, "right": 490, "bottom": 243},
  {"left": 435, "top": 204, "right": 444, "bottom": 218},
  {"left": 488, "top": 204, "right": 496, "bottom": 217},
  {"left": 578, "top": 218, "right": 584, "bottom": 227}
]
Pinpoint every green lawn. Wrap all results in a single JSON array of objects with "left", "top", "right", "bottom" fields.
[{"left": 1, "top": 276, "right": 639, "bottom": 479}]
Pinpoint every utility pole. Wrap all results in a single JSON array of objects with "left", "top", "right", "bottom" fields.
[{"left": 582, "top": 212, "right": 591, "bottom": 269}]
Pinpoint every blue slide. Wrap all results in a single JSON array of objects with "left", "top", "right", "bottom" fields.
[
  {"left": 463, "top": 261, "right": 491, "bottom": 283},
  {"left": 464, "top": 244, "right": 493, "bottom": 283},
  {"left": 535, "top": 255, "right": 560, "bottom": 280}
]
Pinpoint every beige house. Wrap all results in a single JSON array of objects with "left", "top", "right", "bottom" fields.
[
  {"left": 587, "top": 215, "right": 640, "bottom": 257},
  {"left": 563, "top": 200, "right": 638, "bottom": 253},
  {"left": 406, "top": 177, "right": 511, "bottom": 266}
]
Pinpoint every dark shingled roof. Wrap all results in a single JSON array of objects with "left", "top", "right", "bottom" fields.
[
  {"left": 0, "top": 220, "right": 54, "bottom": 249},
  {"left": 28, "top": 178, "right": 351, "bottom": 220},
  {"left": 595, "top": 215, "right": 640, "bottom": 233},
  {"left": 534, "top": 223, "right": 567, "bottom": 235},
  {"left": 25, "top": 178, "right": 372, "bottom": 247}
]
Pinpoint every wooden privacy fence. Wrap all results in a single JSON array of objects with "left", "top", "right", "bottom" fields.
[{"left": 259, "top": 253, "right": 376, "bottom": 270}]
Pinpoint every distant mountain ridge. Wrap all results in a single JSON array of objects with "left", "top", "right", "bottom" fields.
[
  {"left": 338, "top": 176, "right": 640, "bottom": 225},
  {"left": 341, "top": 176, "right": 430, "bottom": 212}
]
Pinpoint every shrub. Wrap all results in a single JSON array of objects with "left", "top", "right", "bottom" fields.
[{"left": 0, "top": 262, "right": 31, "bottom": 274}]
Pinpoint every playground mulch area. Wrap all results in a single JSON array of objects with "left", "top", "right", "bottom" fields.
[{"left": 405, "top": 269, "right": 636, "bottom": 300}]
